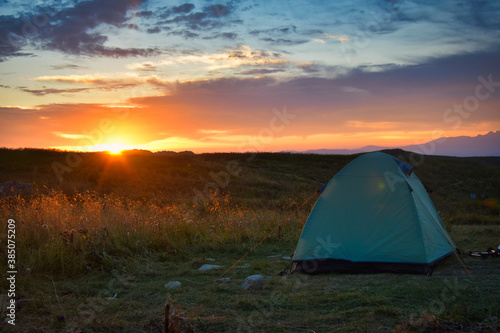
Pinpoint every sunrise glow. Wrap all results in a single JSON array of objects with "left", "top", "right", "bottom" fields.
[{"left": 0, "top": 1, "right": 499, "bottom": 155}]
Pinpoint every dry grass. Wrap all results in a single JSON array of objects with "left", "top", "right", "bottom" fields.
[{"left": 0, "top": 149, "right": 499, "bottom": 332}]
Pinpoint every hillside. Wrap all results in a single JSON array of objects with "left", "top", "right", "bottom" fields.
[
  {"left": 0, "top": 148, "right": 499, "bottom": 214},
  {"left": 0, "top": 148, "right": 499, "bottom": 332}
]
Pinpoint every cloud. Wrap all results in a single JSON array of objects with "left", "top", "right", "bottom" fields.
[
  {"left": 28, "top": 73, "right": 172, "bottom": 98},
  {"left": 49, "top": 64, "right": 86, "bottom": 70},
  {"left": 128, "top": 48, "right": 500, "bottom": 137},
  {"left": 249, "top": 26, "right": 297, "bottom": 36},
  {"left": 203, "top": 32, "right": 238, "bottom": 40},
  {"left": 198, "top": 129, "right": 228, "bottom": 134},
  {"left": 237, "top": 68, "right": 285, "bottom": 76},
  {"left": 260, "top": 37, "right": 308, "bottom": 46},
  {"left": 146, "top": 27, "right": 161, "bottom": 34},
  {"left": 126, "top": 62, "right": 157, "bottom": 72},
  {"left": 157, "top": 2, "right": 234, "bottom": 35},
  {"left": 126, "top": 45, "right": 288, "bottom": 72},
  {"left": 0, "top": 0, "right": 160, "bottom": 59},
  {"left": 136, "top": 10, "right": 154, "bottom": 18},
  {"left": 0, "top": 14, "right": 34, "bottom": 61},
  {"left": 173, "top": 4, "right": 195, "bottom": 14},
  {"left": 19, "top": 87, "right": 91, "bottom": 96},
  {"left": 2, "top": 48, "right": 500, "bottom": 151},
  {"left": 52, "top": 132, "right": 90, "bottom": 140},
  {"left": 322, "top": 33, "right": 348, "bottom": 43},
  {"left": 171, "top": 30, "right": 199, "bottom": 39},
  {"left": 205, "top": 4, "right": 232, "bottom": 18},
  {"left": 33, "top": 74, "right": 112, "bottom": 84}
]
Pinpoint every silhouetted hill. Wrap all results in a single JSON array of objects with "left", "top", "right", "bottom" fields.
[
  {"left": 121, "top": 149, "right": 153, "bottom": 155},
  {"left": 155, "top": 150, "right": 195, "bottom": 156},
  {"left": 294, "top": 131, "right": 500, "bottom": 157}
]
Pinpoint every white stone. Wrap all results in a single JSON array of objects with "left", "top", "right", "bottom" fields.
[
  {"left": 198, "top": 264, "right": 224, "bottom": 271},
  {"left": 164, "top": 281, "right": 181, "bottom": 289},
  {"left": 241, "top": 274, "right": 266, "bottom": 290}
]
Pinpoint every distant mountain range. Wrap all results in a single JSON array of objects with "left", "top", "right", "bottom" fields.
[
  {"left": 292, "top": 131, "right": 500, "bottom": 157},
  {"left": 121, "top": 149, "right": 195, "bottom": 156}
]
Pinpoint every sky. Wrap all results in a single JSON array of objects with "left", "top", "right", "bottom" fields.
[{"left": 1, "top": 0, "right": 499, "bottom": 153}]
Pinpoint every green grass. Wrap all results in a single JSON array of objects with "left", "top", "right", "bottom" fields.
[{"left": 0, "top": 148, "right": 499, "bottom": 332}]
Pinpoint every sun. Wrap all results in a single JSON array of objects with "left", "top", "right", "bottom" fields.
[
  {"left": 107, "top": 144, "right": 124, "bottom": 155},
  {"left": 93, "top": 143, "right": 131, "bottom": 155}
]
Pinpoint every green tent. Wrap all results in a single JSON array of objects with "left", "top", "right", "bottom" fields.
[{"left": 292, "top": 152, "right": 456, "bottom": 275}]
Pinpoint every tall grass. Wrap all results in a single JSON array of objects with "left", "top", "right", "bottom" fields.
[
  {"left": 0, "top": 149, "right": 498, "bottom": 279},
  {"left": 0, "top": 190, "right": 308, "bottom": 278}
]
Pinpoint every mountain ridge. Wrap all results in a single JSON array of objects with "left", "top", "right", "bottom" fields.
[{"left": 289, "top": 131, "right": 500, "bottom": 157}]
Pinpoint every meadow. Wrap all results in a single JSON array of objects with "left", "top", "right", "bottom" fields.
[{"left": 0, "top": 148, "right": 499, "bottom": 332}]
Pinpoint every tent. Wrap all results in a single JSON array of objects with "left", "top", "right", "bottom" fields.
[{"left": 292, "top": 152, "right": 456, "bottom": 275}]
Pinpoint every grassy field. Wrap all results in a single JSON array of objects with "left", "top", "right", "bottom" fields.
[{"left": 0, "top": 148, "right": 499, "bottom": 332}]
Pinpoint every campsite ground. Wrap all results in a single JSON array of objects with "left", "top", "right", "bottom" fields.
[{"left": 0, "top": 148, "right": 499, "bottom": 332}]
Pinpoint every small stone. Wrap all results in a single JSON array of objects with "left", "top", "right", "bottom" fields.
[
  {"left": 236, "top": 264, "right": 252, "bottom": 269},
  {"left": 267, "top": 255, "right": 281, "bottom": 258},
  {"left": 282, "top": 256, "right": 292, "bottom": 260},
  {"left": 105, "top": 293, "right": 118, "bottom": 300},
  {"left": 165, "top": 281, "right": 181, "bottom": 289},
  {"left": 198, "top": 264, "right": 224, "bottom": 271},
  {"left": 241, "top": 274, "right": 266, "bottom": 290}
]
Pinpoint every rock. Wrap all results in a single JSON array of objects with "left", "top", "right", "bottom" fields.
[
  {"left": 241, "top": 274, "right": 266, "bottom": 290},
  {"left": 267, "top": 255, "right": 281, "bottom": 258},
  {"left": 206, "top": 258, "right": 216, "bottom": 261},
  {"left": 282, "top": 256, "right": 292, "bottom": 260},
  {"left": 105, "top": 293, "right": 118, "bottom": 300},
  {"left": 0, "top": 181, "right": 33, "bottom": 196},
  {"left": 236, "top": 264, "right": 252, "bottom": 269},
  {"left": 198, "top": 264, "right": 224, "bottom": 271},
  {"left": 216, "top": 278, "right": 231, "bottom": 284},
  {"left": 165, "top": 281, "right": 181, "bottom": 289}
]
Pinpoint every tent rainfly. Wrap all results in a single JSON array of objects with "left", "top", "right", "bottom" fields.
[{"left": 292, "top": 152, "right": 456, "bottom": 275}]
